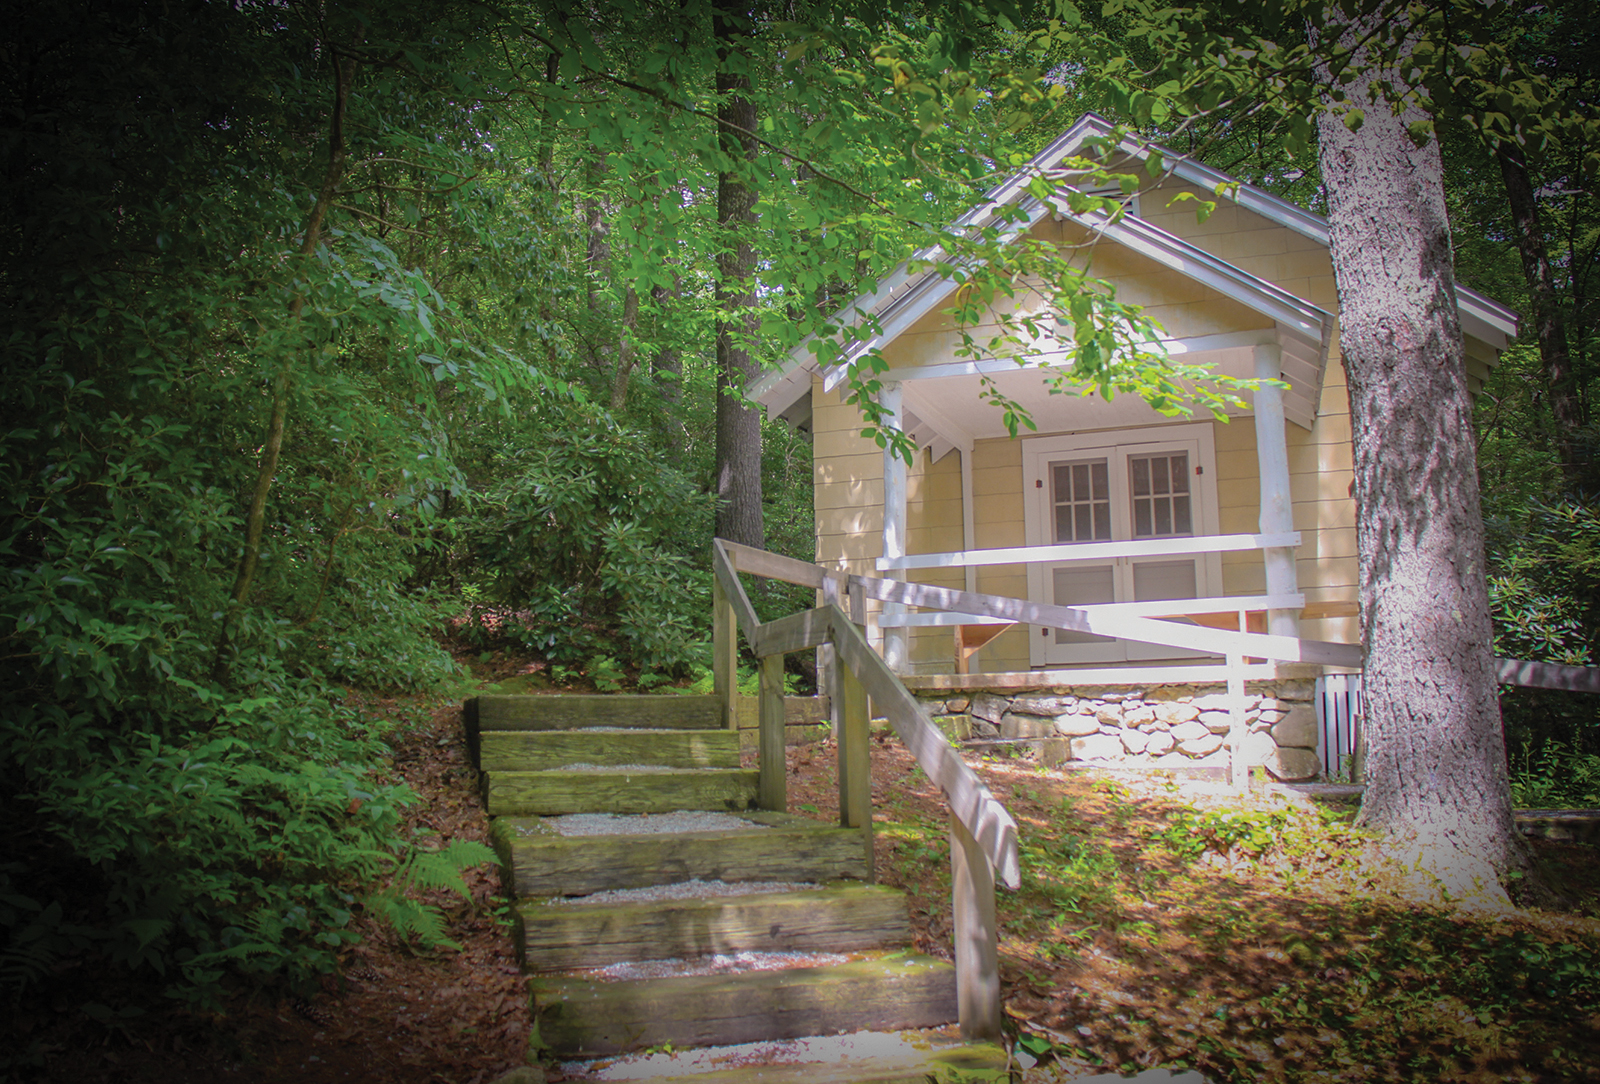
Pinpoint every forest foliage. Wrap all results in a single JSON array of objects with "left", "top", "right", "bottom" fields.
[{"left": 1, "top": 0, "right": 1596, "bottom": 1037}]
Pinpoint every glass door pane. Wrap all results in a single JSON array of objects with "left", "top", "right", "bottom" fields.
[
  {"left": 1051, "top": 459, "right": 1111, "bottom": 543},
  {"left": 1129, "top": 452, "right": 1191, "bottom": 538}
]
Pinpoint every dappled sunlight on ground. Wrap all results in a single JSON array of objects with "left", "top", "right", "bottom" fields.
[{"left": 778, "top": 731, "right": 1600, "bottom": 1083}]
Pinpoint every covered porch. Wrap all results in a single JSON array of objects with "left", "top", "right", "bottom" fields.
[{"left": 828, "top": 324, "right": 1354, "bottom": 690}]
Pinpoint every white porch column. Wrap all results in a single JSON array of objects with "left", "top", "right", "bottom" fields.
[
  {"left": 1252, "top": 343, "right": 1300, "bottom": 638},
  {"left": 960, "top": 449, "right": 977, "bottom": 596},
  {"left": 881, "top": 382, "right": 909, "bottom": 672}
]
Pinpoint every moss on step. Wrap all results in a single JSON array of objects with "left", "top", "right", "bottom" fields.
[
  {"left": 477, "top": 729, "right": 739, "bottom": 772},
  {"left": 517, "top": 882, "right": 912, "bottom": 971},
  {"left": 493, "top": 816, "right": 870, "bottom": 897},
  {"left": 531, "top": 953, "right": 958, "bottom": 1056},
  {"left": 484, "top": 767, "right": 759, "bottom": 817}
]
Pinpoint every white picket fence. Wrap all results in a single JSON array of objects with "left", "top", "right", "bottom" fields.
[{"left": 1314, "top": 673, "right": 1362, "bottom": 781}]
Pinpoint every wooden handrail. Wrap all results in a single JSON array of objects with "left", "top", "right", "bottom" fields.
[{"left": 712, "top": 539, "right": 1017, "bottom": 1041}]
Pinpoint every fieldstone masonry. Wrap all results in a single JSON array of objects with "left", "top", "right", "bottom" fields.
[{"left": 918, "top": 680, "right": 1322, "bottom": 781}]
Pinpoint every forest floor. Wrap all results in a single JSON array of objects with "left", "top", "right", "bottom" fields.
[{"left": 19, "top": 643, "right": 1600, "bottom": 1084}]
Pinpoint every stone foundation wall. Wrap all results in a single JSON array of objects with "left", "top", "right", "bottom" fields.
[{"left": 916, "top": 681, "right": 1324, "bottom": 782}]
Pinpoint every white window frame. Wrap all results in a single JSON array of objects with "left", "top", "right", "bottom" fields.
[{"left": 1022, "top": 423, "right": 1222, "bottom": 666}]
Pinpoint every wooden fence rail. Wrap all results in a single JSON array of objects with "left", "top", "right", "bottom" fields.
[{"left": 1497, "top": 658, "right": 1600, "bottom": 694}]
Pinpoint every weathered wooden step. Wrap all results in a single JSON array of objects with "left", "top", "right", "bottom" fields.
[
  {"left": 477, "top": 729, "right": 739, "bottom": 773},
  {"left": 484, "top": 767, "right": 758, "bottom": 817},
  {"left": 582, "top": 1038, "right": 1010, "bottom": 1083},
  {"left": 531, "top": 953, "right": 958, "bottom": 1056},
  {"left": 493, "top": 812, "right": 870, "bottom": 897},
  {"left": 468, "top": 692, "right": 718, "bottom": 741},
  {"left": 517, "top": 883, "right": 912, "bottom": 972}
]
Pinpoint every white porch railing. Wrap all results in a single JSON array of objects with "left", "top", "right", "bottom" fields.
[
  {"left": 874, "top": 531, "right": 1302, "bottom": 573},
  {"left": 873, "top": 534, "right": 1312, "bottom": 670}
]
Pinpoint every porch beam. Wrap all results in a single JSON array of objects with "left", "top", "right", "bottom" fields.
[{"left": 1252, "top": 343, "right": 1301, "bottom": 639}]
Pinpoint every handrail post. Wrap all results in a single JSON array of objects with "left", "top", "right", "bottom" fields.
[
  {"left": 821, "top": 572, "right": 842, "bottom": 739},
  {"left": 757, "top": 652, "right": 787, "bottom": 812},
  {"left": 950, "top": 811, "right": 1000, "bottom": 1041},
  {"left": 834, "top": 626, "right": 873, "bottom": 882},
  {"left": 712, "top": 572, "right": 738, "bottom": 732}
]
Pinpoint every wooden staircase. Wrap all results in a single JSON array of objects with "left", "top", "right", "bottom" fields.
[{"left": 468, "top": 692, "right": 1008, "bottom": 1081}]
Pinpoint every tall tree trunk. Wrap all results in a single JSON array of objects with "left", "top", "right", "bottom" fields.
[
  {"left": 1314, "top": 10, "right": 1531, "bottom": 901},
  {"left": 214, "top": 47, "right": 357, "bottom": 682},
  {"left": 712, "top": 0, "right": 763, "bottom": 550},
  {"left": 609, "top": 284, "right": 639, "bottom": 411},
  {"left": 582, "top": 149, "right": 613, "bottom": 378},
  {"left": 651, "top": 275, "right": 686, "bottom": 455},
  {"left": 1495, "top": 140, "right": 1585, "bottom": 489}
]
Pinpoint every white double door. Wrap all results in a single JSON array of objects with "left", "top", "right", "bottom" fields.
[{"left": 1023, "top": 424, "right": 1222, "bottom": 666}]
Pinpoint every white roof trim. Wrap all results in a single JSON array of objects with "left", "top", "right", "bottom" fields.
[
  {"left": 752, "top": 111, "right": 1519, "bottom": 417},
  {"left": 807, "top": 204, "right": 1335, "bottom": 398}
]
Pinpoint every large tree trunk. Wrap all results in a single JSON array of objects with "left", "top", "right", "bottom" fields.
[
  {"left": 581, "top": 149, "right": 614, "bottom": 380},
  {"left": 1495, "top": 141, "right": 1586, "bottom": 489},
  {"left": 1314, "top": 11, "right": 1531, "bottom": 902},
  {"left": 711, "top": 0, "right": 763, "bottom": 550},
  {"left": 609, "top": 284, "right": 639, "bottom": 412},
  {"left": 651, "top": 275, "right": 686, "bottom": 455}
]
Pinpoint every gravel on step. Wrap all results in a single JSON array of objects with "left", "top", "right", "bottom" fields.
[
  {"left": 571, "top": 727, "right": 684, "bottom": 733},
  {"left": 582, "top": 949, "right": 849, "bottom": 983},
  {"left": 551, "top": 878, "right": 822, "bottom": 907},
  {"left": 553, "top": 763, "right": 679, "bottom": 773},
  {"left": 565, "top": 1028, "right": 934, "bottom": 1080},
  {"left": 545, "top": 812, "right": 768, "bottom": 837}
]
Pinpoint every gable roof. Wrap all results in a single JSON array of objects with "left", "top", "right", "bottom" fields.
[{"left": 752, "top": 112, "right": 1519, "bottom": 444}]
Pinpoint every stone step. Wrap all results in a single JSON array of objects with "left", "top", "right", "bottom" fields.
[
  {"left": 483, "top": 767, "right": 758, "bottom": 817},
  {"left": 531, "top": 953, "right": 958, "bottom": 1057},
  {"left": 492, "top": 812, "right": 870, "bottom": 897},
  {"left": 572, "top": 1033, "right": 1009, "bottom": 1083},
  {"left": 517, "top": 883, "right": 912, "bottom": 972},
  {"left": 477, "top": 728, "right": 740, "bottom": 773}
]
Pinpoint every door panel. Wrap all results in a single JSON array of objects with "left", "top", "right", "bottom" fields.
[{"left": 1050, "top": 564, "right": 1118, "bottom": 652}]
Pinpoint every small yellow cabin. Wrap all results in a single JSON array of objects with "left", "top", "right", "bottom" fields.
[{"left": 749, "top": 115, "right": 1519, "bottom": 780}]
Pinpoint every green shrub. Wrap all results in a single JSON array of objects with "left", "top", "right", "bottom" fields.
[
  {"left": 467, "top": 417, "right": 714, "bottom": 673},
  {"left": 1509, "top": 741, "right": 1600, "bottom": 808},
  {"left": 1486, "top": 499, "right": 1600, "bottom": 766}
]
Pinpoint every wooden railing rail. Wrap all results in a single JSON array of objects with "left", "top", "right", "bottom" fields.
[
  {"left": 1497, "top": 658, "right": 1600, "bottom": 694},
  {"left": 711, "top": 539, "right": 1018, "bottom": 1041}
]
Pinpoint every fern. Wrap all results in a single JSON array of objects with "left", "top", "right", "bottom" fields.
[{"left": 365, "top": 839, "right": 497, "bottom": 951}]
